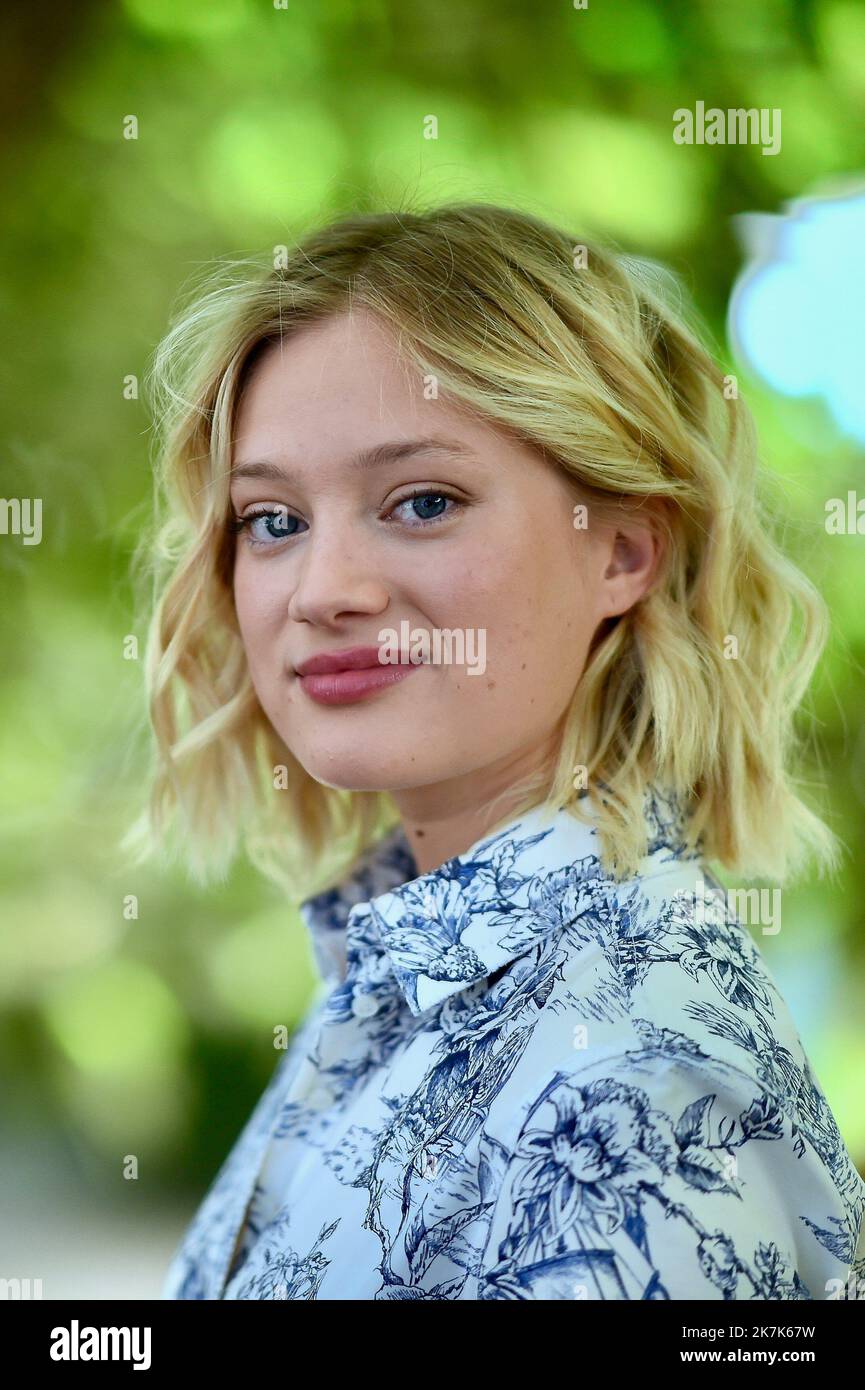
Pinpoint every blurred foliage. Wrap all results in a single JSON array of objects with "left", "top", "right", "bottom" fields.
[{"left": 1, "top": 0, "right": 864, "bottom": 1217}]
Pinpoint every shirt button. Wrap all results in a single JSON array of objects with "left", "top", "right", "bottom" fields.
[
  {"left": 352, "top": 991, "right": 380, "bottom": 1018},
  {"left": 307, "top": 1082, "right": 336, "bottom": 1110}
]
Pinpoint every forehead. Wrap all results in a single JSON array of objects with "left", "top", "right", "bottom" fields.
[
  {"left": 231, "top": 308, "right": 510, "bottom": 471},
  {"left": 234, "top": 310, "right": 425, "bottom": 433}
]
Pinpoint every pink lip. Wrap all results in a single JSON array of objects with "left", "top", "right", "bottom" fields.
[
  {"left": 295, "top": 645, "right": 389, "bottom": 676},
  {"left": 294, "top": 644, "right": 424, "bottom": 706}
]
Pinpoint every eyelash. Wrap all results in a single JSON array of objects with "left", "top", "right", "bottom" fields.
[{"left": 229, "top": 489, "right": 464, "bottom": 549}]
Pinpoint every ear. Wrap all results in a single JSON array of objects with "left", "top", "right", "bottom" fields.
[{"left": 597, "top": 503, "right": 666, "bottom": 619}]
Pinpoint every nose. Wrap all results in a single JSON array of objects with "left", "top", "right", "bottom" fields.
[{"left": 286, "top": 522, "right": 390, "bottom": 627}]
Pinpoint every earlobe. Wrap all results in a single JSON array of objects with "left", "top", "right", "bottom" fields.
[{"left": 601, "top": 522, "right": 663, "bottom": 616}]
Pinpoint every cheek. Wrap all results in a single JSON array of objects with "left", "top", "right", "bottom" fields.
[
  {"left": 480, "top": 565, "right": 593, "bottom": 732},
  {"left": 433, "top": 522, "right": 591, "bottom": 671},
  {"left": 232, "top": 560, "right": 286, "bottom": 673}
]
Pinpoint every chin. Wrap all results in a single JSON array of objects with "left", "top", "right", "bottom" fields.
[
  {"left": 299, "top": 750, "right": 442, "bottom": 794},
  {"left": 296, "top": 753, "right": 404, "bottom": 792}
]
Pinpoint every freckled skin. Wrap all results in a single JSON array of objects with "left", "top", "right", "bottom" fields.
[{"left": 230, "top": 309, "right": 660, "bottom": 872}]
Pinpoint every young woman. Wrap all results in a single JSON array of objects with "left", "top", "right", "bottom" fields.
[{"left": 137, "top": 202, "right": 865, "bottom": 1300}]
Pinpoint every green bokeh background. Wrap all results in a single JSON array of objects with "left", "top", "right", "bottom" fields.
[{"left": 2, "top": 0, "right": 864, "bottom": 1296}]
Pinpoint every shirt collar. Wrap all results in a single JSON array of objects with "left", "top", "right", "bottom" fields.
[{"left": 299, "top": 785, "right": 697, "bottom": 1019}]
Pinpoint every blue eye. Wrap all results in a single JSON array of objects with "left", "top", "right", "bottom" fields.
[
  {"left": 391, "top": 491, "right": 460, "bottom": 526},
  {"left": 231, "top": 508, "right": 304, "bottom": 546},
  {"left": 230, "top": 489, "right": 462, "bottom": 550}
]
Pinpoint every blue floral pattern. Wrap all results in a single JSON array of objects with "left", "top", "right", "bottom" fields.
[{"left": 161, "top": 789, "right": 865, "bottom": 1300}]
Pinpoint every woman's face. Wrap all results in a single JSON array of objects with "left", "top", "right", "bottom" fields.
[{"left": 230, "top": 308, "right": 656, "bottom": 822}]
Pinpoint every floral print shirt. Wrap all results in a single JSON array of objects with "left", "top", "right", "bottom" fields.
[{"left": 161, "top": 790, "right": 865, "bottom": 1300}]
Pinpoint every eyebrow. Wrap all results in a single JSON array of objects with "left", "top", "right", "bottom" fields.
[{"left": 229, "top": 437, "right": 477, "bottom": 483}]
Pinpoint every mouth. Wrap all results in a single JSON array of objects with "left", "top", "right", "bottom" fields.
[{"left": 293, "top": 644, "right": 424, "bottom": 706}]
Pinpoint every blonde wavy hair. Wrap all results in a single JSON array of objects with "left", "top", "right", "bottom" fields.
[{"left": 127, "top": 200, "right": 840, "bottom": 898}]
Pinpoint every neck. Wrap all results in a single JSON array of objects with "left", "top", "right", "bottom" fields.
[{"left": 390, "top": 726, "right": 563, "bottom": 875}]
